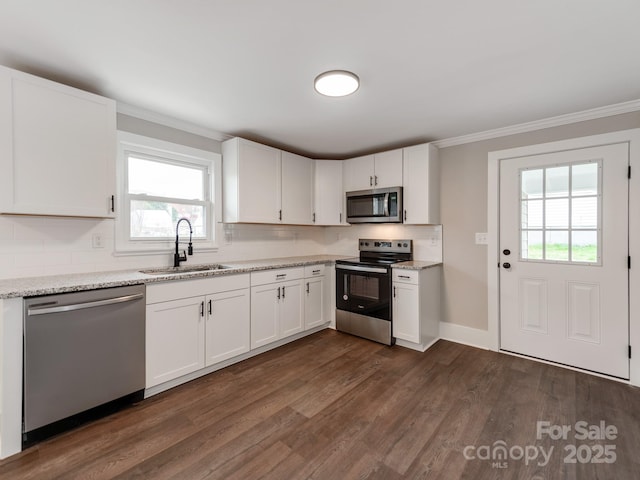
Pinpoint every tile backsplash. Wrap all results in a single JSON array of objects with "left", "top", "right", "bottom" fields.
[{"left": 0, "top": 215, "right": 442, "bottom": 280}]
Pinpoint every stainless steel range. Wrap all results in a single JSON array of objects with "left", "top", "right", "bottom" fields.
[{"left": 335, "top": 239, "right": 412, "bottom": 345}]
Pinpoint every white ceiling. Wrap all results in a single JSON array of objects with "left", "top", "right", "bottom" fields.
[{"left": 1, "top": 0, "right": 639, "bottom": 158}]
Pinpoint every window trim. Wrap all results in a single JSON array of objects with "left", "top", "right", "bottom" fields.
[{"left": 115, "top": 131, "right": 222, "bottom": 255}]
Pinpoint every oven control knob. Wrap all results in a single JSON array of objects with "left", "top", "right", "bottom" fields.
[
  {"left": 343, "top": 295, "right": 349, "bottom": 301},
  {"left": 365, "top": 242, "right": 369, "bottom": 246},
  {"left": 403, "top": 243, "right": 408, "bottom": 247},
  {"left": 397, "top": 243, "right": 401, "bottom": 247}
]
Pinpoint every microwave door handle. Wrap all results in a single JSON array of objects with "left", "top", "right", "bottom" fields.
[
  {"left": 344, "top": 274, "right": 348, "bottom": 297},
  {"left": 383, "top": 193, "right": 390, "bottom": 217}
]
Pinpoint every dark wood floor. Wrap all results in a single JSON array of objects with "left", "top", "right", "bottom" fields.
[{"left": 2, "top": 330, "right": 639, "bottom": 479}]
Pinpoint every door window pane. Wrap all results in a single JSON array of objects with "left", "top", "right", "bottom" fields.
[
  {"left": 545, "top": 166, "right": 569, "bottom": 198},
  {"left": 545, "top": 231, "right": 569, "bottom": 261},
  {"left": 572, "top": 197, "right": 598, "bottom": 229},
  {"left": 571, "top": 231, "right": 598, "bottom": 263},
  {"left": 545, "top": 199, "right": 569, "bottom": 229},
  {"left": 521, "top": 169, "right": 543, "bottom": 199},
  {"left": 572, "top": 162, "right": 598, "bottom": 196},
  {"left": 521, "top": 200, "right": 543, "bottom": 229},
  {"left": 521, "top": 230, "right": 543, "bottom": 260}
]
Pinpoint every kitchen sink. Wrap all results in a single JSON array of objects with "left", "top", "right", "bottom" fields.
[{"left": 140, "top": 264, "right": 231, "bottom": 275}]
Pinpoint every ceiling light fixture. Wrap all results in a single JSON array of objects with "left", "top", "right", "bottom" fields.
[{"left": 314, "top": 70, "right": 359, "bottom": 97}]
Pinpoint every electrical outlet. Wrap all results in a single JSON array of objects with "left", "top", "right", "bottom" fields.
[
  {"left": 92, "top": 233, "right": 104, "bottom": 248},
  {"left": 475, "top": 233, "right": 488, "bottom": 245}
]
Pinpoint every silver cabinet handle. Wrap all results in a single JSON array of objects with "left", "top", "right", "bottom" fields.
[
  {"left": 404, "top": 210, "right": 407, "bottom": 222},
  {"left": 282, "top": 286, "right": 286, "bottom": 299},
  {"left": 393, "top": 286, "right": 396, "bottom": 298},
  {"left": 208, "top": 299, "right": 212, "bottom": 315},
  {"left": 306, "top": 282, "right": 310, "bottom": 294},
  {"left": 369, "top": 176, "right": 373, "bottom": 186},
  {"left": 374, "top": 175, "right": 378, "bottom": 186},
  {"left": 27, "top": 293, "right": 143, "bottom": 316},
  {"left": 277, "top": 287, "right": 281, "bottom": 300},
  {"left": 200, "top": 301, "right": 205, "bottom": 317}
]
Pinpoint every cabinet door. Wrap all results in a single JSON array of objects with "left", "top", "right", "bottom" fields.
[
  {"left": 205, "top": 288, "right": 250, "bottom": 366},
  {"left": 238, "top": 139, "right": 281, "bottom": 223},
  {"left": 314, "top": 160, "right": 345, "bottom": 225},
  {"left": 305, "top": 276, "right": 325, "bottom": 329},
  {"left": 0, "top": 66, "right": 116, "bottom": 217},
  {"left": 373, "top": 149, "right": 403, "bottom": 188},
  {"left": 146, "top": 297, "right": 205, "bottom": 388},
  {"left": 280, "top": 279, "right": 304, "bottom": 337},
  {"left": 392, "top": 282, "right": 420, "bottom": 343},
  {"left": 281, "top": 151, "right": 314, "bottom": 224},
  {"left": 343, "top": 154, "right": 374, "bottom": 192},
  {"left": 251, "top": 284, "right": 280, "bottom": 349},
  {"left": 402, "top": 143, "right": 440, "bottom": 224}
]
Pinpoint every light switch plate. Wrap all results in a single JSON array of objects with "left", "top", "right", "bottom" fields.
[{"left": 475, "top": 232, "right": 488, "bottom": 245}]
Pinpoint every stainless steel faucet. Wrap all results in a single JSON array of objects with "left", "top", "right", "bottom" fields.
[{"left": 174, "top": 218, "right": 193, "bottom": 267}]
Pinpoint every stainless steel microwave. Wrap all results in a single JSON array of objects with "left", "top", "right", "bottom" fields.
[{"left": 346, "top": 187, "right": 403, "bottom": 223}]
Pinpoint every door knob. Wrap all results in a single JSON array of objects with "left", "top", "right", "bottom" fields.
[
  {"left": 503, "top": 249, "right": 511, "bottom": 255},
  {"left": 502, "top": 262, "right": 511, "bottom": 269}
]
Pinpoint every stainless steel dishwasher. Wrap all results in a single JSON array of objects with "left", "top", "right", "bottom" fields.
[{"left": 23, "top": 284, "right": 145, "bottom": 446}]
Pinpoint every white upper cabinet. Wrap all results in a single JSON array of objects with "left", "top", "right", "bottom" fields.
[
  {"left": 222, "top": 137, "right": 281, "bottom": 224},
  {"left": 343, "top": 154, "right": 374, "bottom": 191},
  {"left": 314, "top": 160, "right": 346, "bottom": 225},
  {"left": 222, "top": 138, "right": 314, "bottom": 225},
  {"left": 343, "top": 148, "right": 403, "bottom": 192},
  {"left": 281, "top": 151, "right": 314, "bottom": 225},
  {"left": 402, "top": 143, "right": 440, "bottom": 224},
  {"left": 373, "top": 149, "right": 404, "bottom": 188},
  {"left": 0, "top": 66, "right": 116, "bottom": 218}
]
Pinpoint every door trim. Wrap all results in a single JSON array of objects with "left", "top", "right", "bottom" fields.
[{"left": 487, "top": 128, "right": 640, "bottom": 386}]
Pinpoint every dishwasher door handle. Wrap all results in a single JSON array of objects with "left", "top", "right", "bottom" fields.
[{"left": 27, "top": 293, "right": 144, "bottom": 316}]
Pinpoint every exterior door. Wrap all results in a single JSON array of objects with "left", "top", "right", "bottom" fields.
[{"left": 499, "top": 143, "right": 629, "bottom": 378}]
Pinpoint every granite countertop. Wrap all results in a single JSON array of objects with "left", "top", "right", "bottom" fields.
[
  {"left": 0, "top": 255, "right": 349, "bottom": 299},
  {"left": 392, "top": 260, "right": 442, "bottom": 270}
]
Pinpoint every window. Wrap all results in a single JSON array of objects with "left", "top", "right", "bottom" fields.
[
  {"left": 520, "top": 160, "right": 601, "bottom": 264},
  {"left": 116, "top": 132, "right": 221, "bottom": 252}
]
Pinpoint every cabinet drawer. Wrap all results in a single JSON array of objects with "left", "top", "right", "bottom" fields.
[
  {"left": 147, "top": 273, "right": 250, "bottom": 304},
  {"left": 251, "top": 267, "right": 304, "bottom": 286},
  {"left": 392, "top": 269, "right": 419, "bottom": 284},
  {"left": 304, "top": 264, "right": 326, "bottom": 278}
]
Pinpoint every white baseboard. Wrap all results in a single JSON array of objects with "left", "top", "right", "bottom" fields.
[{"left": 438, "top": 321, "right": 490, "bottom": 350}]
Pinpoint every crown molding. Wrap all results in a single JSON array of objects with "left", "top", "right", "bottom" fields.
[
  {"left": 116, "top": 102, "right": 230, "bottom": 142},
  {"left": 432, "top": 99, "right": 640, "bottom": 149}
]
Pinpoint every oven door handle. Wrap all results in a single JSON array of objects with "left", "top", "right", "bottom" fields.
[{"left": 335, "top": 264, "right": 388, "bottom": 274}]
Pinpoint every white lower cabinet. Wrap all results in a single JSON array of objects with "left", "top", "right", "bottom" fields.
[
  {"left": 304, "top": 265, "right": 326, "bottom": 330},
  {"left": 392, "top": 266, "right": 441, "bottom": 351},
  {"left": 146, "top": 274, "right": 250, "bottom": 388},
  {"left": 146, "top": 296, "right": 205, "bottom": 388},
  {"left": 205, "top": 289, "right": 250, "bottom": 366},
  {"left": 250, "top": 267, "right": 304, "bottom": 349},
  {"left": 146, "top": 265, "right": 331, "bottom": 391}
]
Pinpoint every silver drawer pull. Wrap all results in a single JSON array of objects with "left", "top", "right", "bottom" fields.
[{"left": 398, "top": 275, "right": 411, "bottom": 279}]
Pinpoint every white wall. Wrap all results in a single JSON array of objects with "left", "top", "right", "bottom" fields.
[{"left": 439, "top": 111, "right": 640, "bottom": 331}]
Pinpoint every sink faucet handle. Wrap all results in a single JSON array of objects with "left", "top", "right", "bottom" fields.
[{"left": 188, "top": 242, "right": 193, "bottom": 256}]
